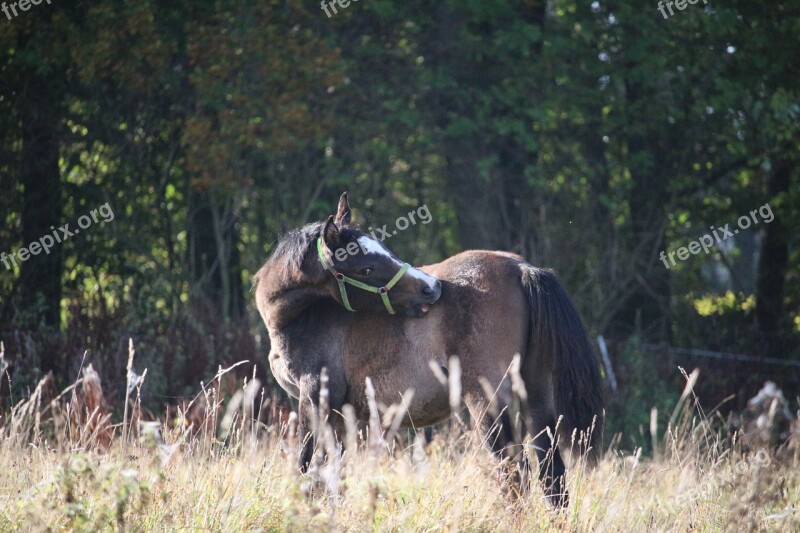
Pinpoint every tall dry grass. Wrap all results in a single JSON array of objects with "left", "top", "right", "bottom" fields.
[{"left": 1, "top": 345, "right": 799, "bottom": 532}]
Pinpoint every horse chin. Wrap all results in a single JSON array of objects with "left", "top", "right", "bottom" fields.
[{"left": 404, "top": 303, "right": 432, "bottom": 318}]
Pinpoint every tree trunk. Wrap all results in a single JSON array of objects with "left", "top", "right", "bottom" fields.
[
  {"left": 187, "top": 188, "right": 244, "bottom": 322},
  {"left": 606, "top": 78, "right": 672, "bottom": 344},
  {"left": 755, "top": 158, "right": 791, "bottom": 356},
  {"left": 18, "top": 74, "right": 64, "bottom": 334},
  {"left": 428, "top": 1, "right": 546, "bottom": 252}
]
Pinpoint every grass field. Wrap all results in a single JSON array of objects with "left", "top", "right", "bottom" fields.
[{"left": 1, "top": 366, "right": 799, "bottom": 532}]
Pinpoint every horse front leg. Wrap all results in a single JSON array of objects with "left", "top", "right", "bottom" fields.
[
  {"left": 297, "top": 368, "right": 347, "bottom": 473},
  {"left": 297, "top": 375, "right": 320, "bottom": 473}
]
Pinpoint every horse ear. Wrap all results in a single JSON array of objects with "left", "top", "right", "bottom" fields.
[
  {"left": 334, "top": 191, "right": 351, "bottom": 227},
  {"left": 322, "top": 215, "right": 341, "bottom": 249}
]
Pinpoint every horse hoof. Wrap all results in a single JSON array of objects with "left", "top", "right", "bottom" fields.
[{"left": 545, "top": 488, "right": 569, "bottom": 509}]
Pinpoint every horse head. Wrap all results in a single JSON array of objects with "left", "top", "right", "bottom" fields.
[{"left": 316, "top": 192, "right": 441, "bottom": 317}]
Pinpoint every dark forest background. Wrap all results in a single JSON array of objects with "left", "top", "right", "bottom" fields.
[{"left": 1, "top": 0, "right": 798, "bottom": 450}]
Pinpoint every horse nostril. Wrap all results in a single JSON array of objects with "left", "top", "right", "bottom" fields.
[{"left": 423, "top": 281, "right": 442, "bottom": 299}]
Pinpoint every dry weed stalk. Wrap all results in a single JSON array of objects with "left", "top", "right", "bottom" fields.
[
  {"left": 68, "top": 364, "right": 114, "bottom": 450},
  {"left": 0, "top": 372, "right": 55, "bottom": 447},
  {"left": 364, "top": 376, "right": 385, "bottom": 458},
  {"left": 122, "top": 338, "right": 135, "bottom": 447}
]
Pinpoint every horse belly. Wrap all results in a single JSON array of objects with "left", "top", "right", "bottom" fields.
[
  {"left": 369, "top": 373, "right": 450, "bottom": 428},
  {"left": 404, "top": 388, "right": 450, "bottom": 427}
]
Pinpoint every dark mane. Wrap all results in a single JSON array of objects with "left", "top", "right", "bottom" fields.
[
  {"left": 252, "top": 221, "right": 366, "bottom": 286},
  {"left": 252, "top": 222, "right": 323, "bottom": 286}
]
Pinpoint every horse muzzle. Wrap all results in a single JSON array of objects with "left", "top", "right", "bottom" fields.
[{"left": 403, "top": 277, "right": 441, "bottom": 317}]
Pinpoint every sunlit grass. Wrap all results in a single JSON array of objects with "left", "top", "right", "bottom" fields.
[{"left": 1, "top": 363, "right": 799, "bottom": 532}]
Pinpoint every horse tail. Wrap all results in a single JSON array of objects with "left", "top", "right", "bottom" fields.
[{"left": 522, "top": 266, "right": 604, "bottom": 464}]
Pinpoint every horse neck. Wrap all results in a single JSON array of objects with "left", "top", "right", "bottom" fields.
[
  {"left": 259, "top": 273, "right": 330, "bottom": 333},
  {"left": 257, "top": 238, "right": 333, "bottom": 331}
]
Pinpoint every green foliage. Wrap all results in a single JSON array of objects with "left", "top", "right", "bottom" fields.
[
  {"left": 692, "top": 291, "right": 756, "bottom": 318},
  {"left": 672, "top": 291, "right": 763, "bottom": 360},
  {"left": 605, "top": 340, "right": 681, "bottom": 453},
  {"left": 46, "top": 454, "right": 158, "bottom": 532}
]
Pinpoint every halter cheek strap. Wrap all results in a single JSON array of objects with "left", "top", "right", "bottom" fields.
[{"left": 316, "top": 237, "right": 410, "bottom": 315}]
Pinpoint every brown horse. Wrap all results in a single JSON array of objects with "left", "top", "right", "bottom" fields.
[{"left": 253, "top": 192, "right": 604, "bottom": 506}]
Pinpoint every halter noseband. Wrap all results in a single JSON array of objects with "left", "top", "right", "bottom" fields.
[{"left": 316, "top": 237, "right": 410, "bottom": 315}]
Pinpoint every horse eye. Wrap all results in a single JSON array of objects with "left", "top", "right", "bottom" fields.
[{"left": 360, "top": 267, "right": 373, "bottom": 276}]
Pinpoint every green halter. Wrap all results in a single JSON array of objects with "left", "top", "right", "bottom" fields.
[{"left": 316, "top": 237, "right": 410, "bottom": 315}]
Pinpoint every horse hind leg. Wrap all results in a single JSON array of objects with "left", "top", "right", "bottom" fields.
[
  {"left": 466, "top": 391, "right": 531, "bottom": 499},
  {"left": 471, "top": 375, "right": 568, "bottom": 507},
  {"left": 498, "top": 381, "right": 568, "bottom": 508},
  {"left": 529, "top": 394, "right": 569, "bottom": 508}
]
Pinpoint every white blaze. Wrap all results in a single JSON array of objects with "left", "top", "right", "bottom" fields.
[{"left": 357, "top": 236, "right": 438, "bottom": 289}]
